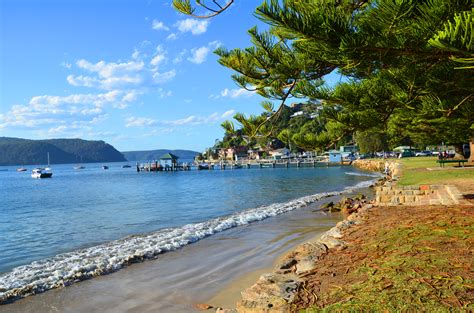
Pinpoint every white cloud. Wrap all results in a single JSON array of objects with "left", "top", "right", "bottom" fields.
[
  {"left": 157, "top": 88, "right": 172, "bottom": 98},
  {"left": 29, "top": 90, "right": 121, "bottom": 108},
  {"left": 163, "top": 110, "right": 235, "bottom": 126},
  {"left": 212, "top": 88, "right": 255, "bottom": 99},
  {"left": 150, "top": 54, "right": 166, "bottom": 66},
  {"left": 221, "top": 109, "right": 235, "bottom": 118},
  {"left": 77, "top": 59, "right": 145, "bottom": 78},
  {"left": 68, "top": 59, "right": 145, "bottom": 90},
  {"left": 150, "top": 45, "right": 167, "bottom": 66},
  {"left": 131, "top": 49, "right": 140, "bottom": 60},
  {"left": 125, "top": 116, "right": 157, "bottom": 127},
  {"left": 67, "top": 51, "right": 177, "bottom": 90},
  {"left": 0, "top": 91, "right": 129, "bottom": 131},
  {"left": 208, "top": 40, "right": 222, "bottom": 49},
  {"left": 166, "top": 33, "right": 178, "bottom": 41},
  {"left": 175, "top": 19, "right": 209, "bottom": 35},
  {"left": 188, "top": 46, "right": 210, "bottom": 64},
  {"left": 1, "top": 45, "right": 179, "bottom": 134},
  {"left": 46, "top": 125, "right": 68, "bottom": 135},
  {"left": 121, "top": 90, "right": 140, "bottom": 103},
  {"left": 152, "top": 70, "right": 176, "bottom": 84},
  {"left": 151, "top": 19, "right": 169, "bottom": 31}
]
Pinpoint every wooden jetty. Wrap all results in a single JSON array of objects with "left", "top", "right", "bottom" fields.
[
  {"left": 136, "top": 156, "right": 351, "bottom": 173},
  {"left": 136, "top": 161, "right": 191, "bottom": 172}
]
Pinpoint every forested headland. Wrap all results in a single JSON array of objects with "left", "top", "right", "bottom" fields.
[{"left": 0, "top": 137, "right": 126, "bottom": 165}]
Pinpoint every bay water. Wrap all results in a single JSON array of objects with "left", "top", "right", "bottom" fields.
[{"left": 0, "top": 162, "right": 379, "bottom": 302}]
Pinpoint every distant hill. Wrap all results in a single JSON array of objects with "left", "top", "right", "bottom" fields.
[
  {"left": 0, "top": 137, "right": 126, "bottom": 165},
  {"left": 121, "top": 149, "right": 199, "bottom": 161}
]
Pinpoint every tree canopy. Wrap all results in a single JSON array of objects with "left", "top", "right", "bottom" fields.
[{"left": 175, "top": 1, "right": 473, "bottom": 152}]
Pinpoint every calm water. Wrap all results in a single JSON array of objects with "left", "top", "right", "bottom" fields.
[{"left": 0, "top": 163, "right": 374, "bottom": 275}]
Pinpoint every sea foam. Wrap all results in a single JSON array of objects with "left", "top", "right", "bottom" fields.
[
  {"left": 0, "top": 178, "right": 377, "bottom": 303},
  {"left": 345, "top": 171, "right": 383, "bottom": 178}
]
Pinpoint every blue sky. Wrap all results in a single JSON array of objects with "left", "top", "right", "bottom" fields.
[{"left": 0, "top": 0, "right": 342, "bottom": 152}]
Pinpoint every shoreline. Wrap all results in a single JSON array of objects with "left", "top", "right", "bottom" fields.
[
  {"left": 0, "top": 170, "right": 378, "bottom": 306},
  {"left": 211, "top": 159, "right": 473, "bottom": 312},
  {"left": 2, "top": 190, "right": 374, "bottom": 312}
]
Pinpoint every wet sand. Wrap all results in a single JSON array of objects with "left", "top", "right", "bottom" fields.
[{"left": 2, "top": 194, "right": 357, "bottom": 313}]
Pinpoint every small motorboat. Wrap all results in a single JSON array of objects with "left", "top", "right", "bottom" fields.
[
  {"left": 102, "top": 165, "right": 109, "bottom": 170},
  {"left": 31, "top": 168, "right": 52, "bottom": 178},
  {"left": 16, "top": 167, "right": 27, "bottom": 172},
  {"left": 198, "top": 164, "right": 209, "bottom": 170},
  {"left": 122, "top": 164, "right": 132, "bottom": 168}
]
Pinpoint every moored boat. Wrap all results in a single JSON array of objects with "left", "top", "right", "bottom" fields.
[
  {"left": 16, "top": 167, "right": 27, "bottom": 172},
  {"left": 31, "top": 168, "right": 53, "bottom": 178},
  {"left": 122, "top": 164, "right": 131, "bottom": 168},
  {"left": 74, "top": 157, "right": 85, "bottom": 169},
  {"left": 198, "top": 163, "right": 210, "bottom": 170},
  {"left": 102, "top": 165, "right": 109, "bottom": 170}
]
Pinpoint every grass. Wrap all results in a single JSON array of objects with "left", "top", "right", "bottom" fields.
[
  {"left": 397, "top": 157, "right": 474, "bottom": 186},
  {"left": 299, "top": 157, "right": 474, "bottom": 312},
  {"left": 304, "top": 210, "right": 474, "bottom": 311}
]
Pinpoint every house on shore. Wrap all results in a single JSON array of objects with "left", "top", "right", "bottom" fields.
[
  {"left": 159, "top": 153, "right": 179, "bottom": 167},
  {"left": 269, "top": 148, "right": 290, "bottom": 159},
  {"left": 217, "top": 146, "right": 249, "bottom": 161}
]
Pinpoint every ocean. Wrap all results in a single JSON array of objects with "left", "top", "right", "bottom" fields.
[{"left": 0, "top": 162, "right": 380, "bottom": 303}]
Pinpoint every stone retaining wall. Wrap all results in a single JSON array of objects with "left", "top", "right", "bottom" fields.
[
  {"left": 375, "top": 183, "right": 465, "bottom": 206},
  {"left": 351, "top": 159, "right": 402, "bottom": 179}
]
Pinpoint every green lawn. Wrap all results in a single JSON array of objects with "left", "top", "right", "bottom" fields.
[
  {"left": 397, "top": 157, "right": 474, "bottom": 186},
  {"left": 304, "top": 208, "right": 474, "bottom": 312}
]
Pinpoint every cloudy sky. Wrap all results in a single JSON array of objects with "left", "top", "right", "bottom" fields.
[{"left": 0, "top": 0, "right": 341, "bottom": 152}]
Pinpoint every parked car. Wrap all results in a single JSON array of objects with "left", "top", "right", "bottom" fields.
[{"left": 415, "top": 150, "right": 432, "bottom": 157}]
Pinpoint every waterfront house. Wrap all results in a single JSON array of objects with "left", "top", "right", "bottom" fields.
[
  {"left": 328, "top": 150, "right": 355, "bottom": 163},
  {"left": 339, "top": 145, "right": 358, "bottom": 153},
  {"left": 328, "top": 150, "right": 342, "bottom": 163},
  {"left": 248, "top": 148, "right": 266, "bottom": 160},
  {"left": 218, "top": 146, "right": 249, "bottom": 161},
  {"left": 269, "top": 148, "right": 290, "bottom": 159},
  {"left": 159, "top": 153, "right": 179, "bottom": 168}
]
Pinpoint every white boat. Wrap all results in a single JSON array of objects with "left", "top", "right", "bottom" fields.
[
  {"left": 32, "top": 152, "right": 53, "bottom": 178},
  {"left": 16, "top": 167, "right": 27, "bottom": 172},
  {"left": 74, "top": 156, "right": 85, "bottom": 169},
  {"left": 31, "top": 168, "right": 52, "bottom": 178}
]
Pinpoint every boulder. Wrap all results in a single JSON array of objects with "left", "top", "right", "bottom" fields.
[{"left": 237, "top": 273, "right": 301, "bottom": 312}]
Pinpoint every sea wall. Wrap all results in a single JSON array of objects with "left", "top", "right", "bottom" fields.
[
  {"left": 375, "top": 183, "right": 466, "bottom": 206},
  {"left": 351, "top": 159, "right": 402, "bottom": 178}
]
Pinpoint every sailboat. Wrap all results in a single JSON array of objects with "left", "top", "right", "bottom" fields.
[
  {"left": 74, "top": 156, "right": 85, "bottom": 170},
  {"left": 32, "top": 152, "right": 53, "bottom": 178}
]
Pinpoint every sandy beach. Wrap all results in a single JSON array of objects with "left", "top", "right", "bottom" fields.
[{"left": 2, "top": 192, "right": 370, "bottom": 312}]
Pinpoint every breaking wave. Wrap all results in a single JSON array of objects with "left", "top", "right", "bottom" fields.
[
  {"left": 345, "top": 172, "right": 383, "bottom": 178},
  {"left": 0, "top": 178, "right": 378, "bottom": 303}
]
